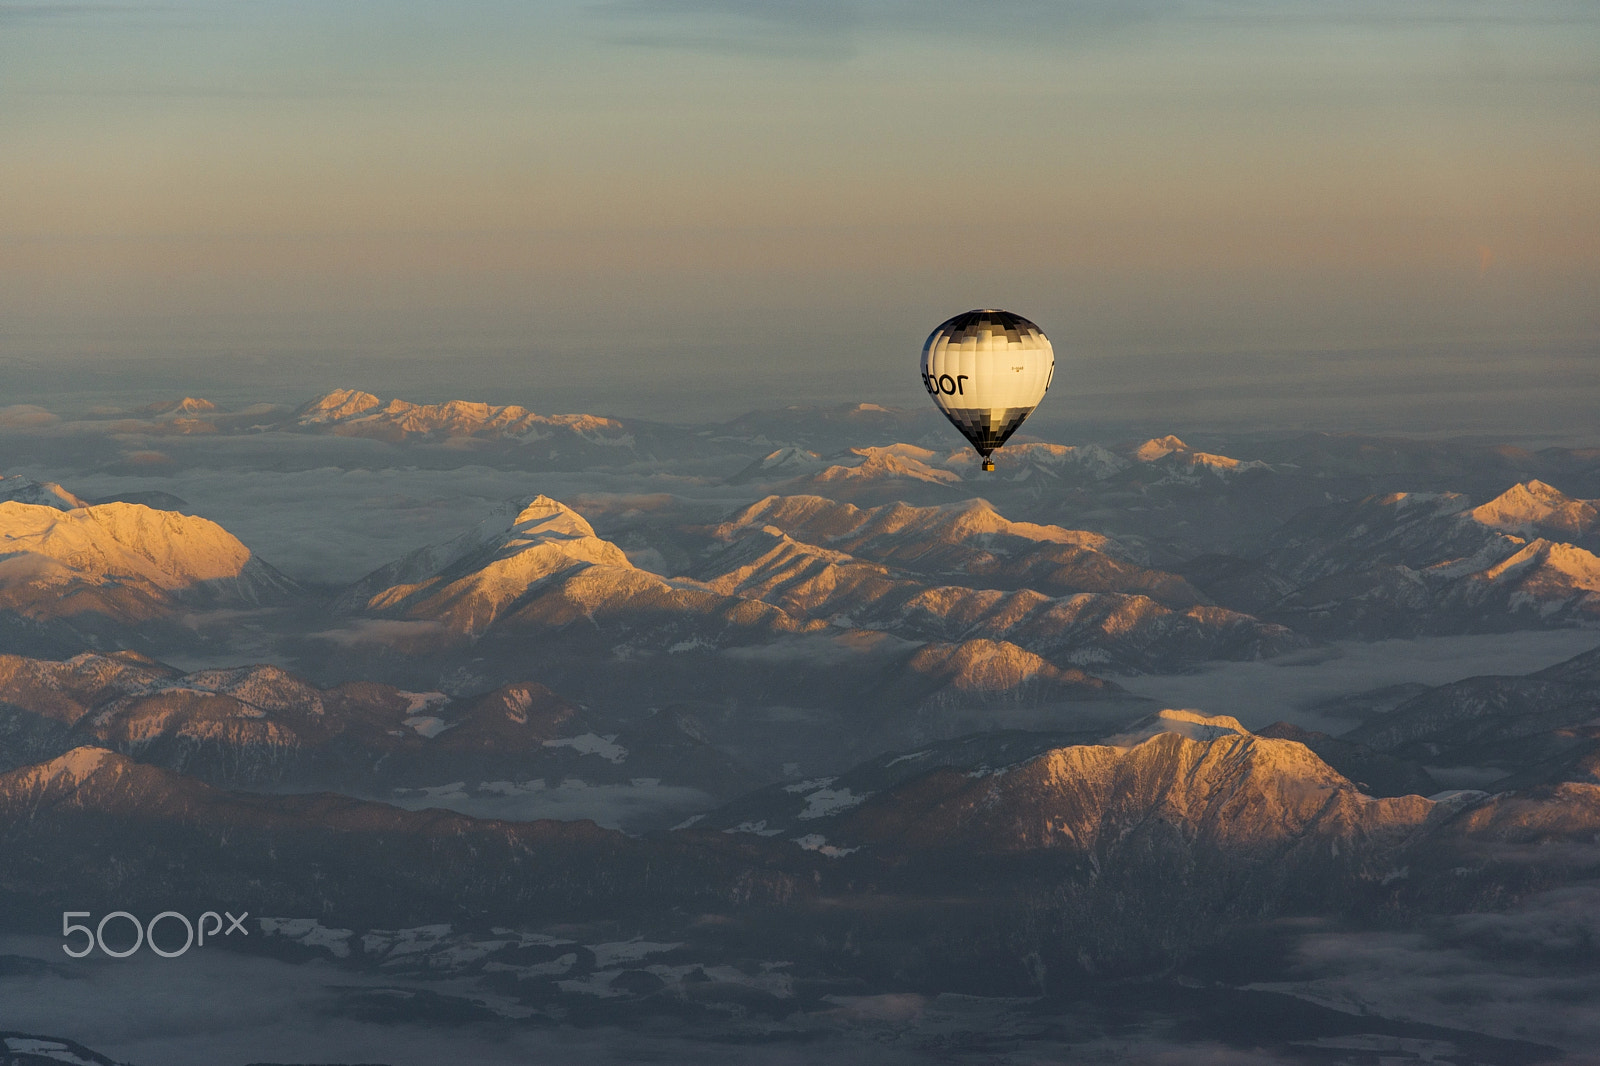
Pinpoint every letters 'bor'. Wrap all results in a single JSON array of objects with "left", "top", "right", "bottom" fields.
[{"left": 921, "top": 309, "right": 1054, "bottom": 471}]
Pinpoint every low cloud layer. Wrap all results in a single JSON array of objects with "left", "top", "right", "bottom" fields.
[{"left": 1118, "top": 631, "right": 1600, "bottom": 732}]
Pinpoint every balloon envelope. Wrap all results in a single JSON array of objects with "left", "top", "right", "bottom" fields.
[{"left": 920, "top": 309, "right": 1053, "bottom": 462}]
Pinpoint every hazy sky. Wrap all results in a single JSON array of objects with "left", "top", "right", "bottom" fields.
[{"left": 1, "top": 1, "right": 1596, "bottom": 423}]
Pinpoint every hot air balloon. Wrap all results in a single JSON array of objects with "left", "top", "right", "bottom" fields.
[{"left": 921, "top": 309, "right": 1053, "bottom": 471}]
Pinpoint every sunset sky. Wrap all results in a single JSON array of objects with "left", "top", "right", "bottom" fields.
[{"left": 2, "top": 1, "right": 1596, "bottom": 426}]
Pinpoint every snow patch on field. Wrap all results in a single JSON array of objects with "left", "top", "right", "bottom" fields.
[
  {"left": 797, "top": 787, "right": 870, "bottom": 820},
  {"left": 402, "top": 715, "right": 453, "bottom": 738},
  {"left": 2, "top": 1038, "right": 104, "bottom": 1066},
  {"left": 588, "top": 939, "right": 683, "bottom": 968},
  {"left": 388, "top": 777, "right": 711, "bottom": 831},
  {"left": 541, "top": 733, "right": 627, "bottom": 762},
  {"left": 397, "top": 690, "right": 448, "bottom": 714},
  {"left": 257, "top": 917, "right": 354, "bottom": 958},
  {"left": 723, "top": 820, "right": 783, "bottom": 837},
  {"left": 793, "top": 833, "right": 859, "bottom": 858}
]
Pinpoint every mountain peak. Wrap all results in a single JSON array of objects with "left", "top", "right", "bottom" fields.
[
  {"left": 1520, "top": 479, "right": 1565, "bottom": 499},
  {"left": 944, "top": 442, "right": 1134, "bottom": 481},
  {"left": 507, "top": 495, "right": 601, "bottom": 544},
  {"left": 1130, "top": 436, "right": 1266, "bottom": 476},
  {"left": 1480, "top": 538, "right": 1600, "bottom": 590},
  {"left": 715, "top": 494, "right": 1112, "bottom": 558},
  {"left": 353, "top": 495, "right": 646, "bottom": 636},
  {"left": 347, "top": 493, "right": 811, "bottom": 646},
  {"left": 343, "top": 494, "right": 626, "bottom": 619},
  {"left": 905, "top": 638, "right": 1120, "bottom": 699},
  {"left": 0, "top": 474, "right": 87, "bottom": 510},
  {"left": 1101, "top": 708, "right": 1252, "bottom": 748},
  {"left": 1470, "top": 480, "right": 1597, "bottom": 538},
  {"left": 142, "top": 396, "right": 218, "bottom": 416},
  {"left": 0, "top": 500, "right": 295, "bottom": 625},
  {"left": 1133, "top": 435, "right": 1189, "bottom": 460},
  {"left": 431, "top": 494, "right": 627, "bottom": 577},
  {"left": 814, "top": 445, "right": 962, "bottom": 486},
  {"left": 29, "top": 745, "right": 115, "bottom": 786},
  {"left": 0, "top": 500, "right": 253, "bottom": 587},
  {"left": 761, "top": 447, "right": 820, "bottom": 469},
  {"left": 297, "top": 389, "right": 383, "bottom": 422},
  {"left": 291, "top": 390, "right": 625, "bottom": 442}
]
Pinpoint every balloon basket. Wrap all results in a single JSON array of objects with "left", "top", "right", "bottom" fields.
[{"left": 981, "top": 458, "right": 995, "bottom": 472}]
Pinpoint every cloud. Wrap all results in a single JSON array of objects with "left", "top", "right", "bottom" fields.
[
  {"left": 0, "top": 405, "right": 58, "bottom": 428},
  {"left": 5, "top": 893, "right": 1597, "bottom": 1061},
  {"left": 308, "top": 619, "right": 446, "bottom": 647},
  {"left": 601, "top": 0, "right": 863, "bottom": 33},
  {"left": 1104, "top": 1044, "right": 1293, "bottom": 1066},
  {"left": 1117, "top": 630, "right": 1600, "bottom": 732},
  {"left": 1442, "top": 885, "right": 1600, "bottom": 963},
  {"left": 587, "top": 0, "right": 1596, "bottom": 64},
  {"left": 387, "top": 778, "right": 714, "bottom": 832},
  {"left": 590, "top": 0, "right": 1179, "bottom": 59},
  {"left": 1266, "top": 893, "right": 1600, "bottom": 1055},
  {"left": 118, "top": 450, "right": 172, "bottom": 467},
  {"left": 722, "top": 631, "right": 913, "bottom": 666},
  {"left": 0, "top": 3, "right": 139, "bottom": 22},
  {"left": 592, "top": 0, "right": 864, "bottom": 58},
  {"left": 0, "top": 932, "right": 943, "bottom": 1064},
  {"left": 2, "top": 426, "right": 778, "bottom": 584}
]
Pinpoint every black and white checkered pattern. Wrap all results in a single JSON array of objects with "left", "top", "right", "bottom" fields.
[{"left": 937, "top": 405, "right": 1035, "bottom": 457}]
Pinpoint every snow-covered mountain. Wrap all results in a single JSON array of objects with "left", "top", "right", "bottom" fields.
[
  {"left": 941, "top": 441, "right": 1132, "bottom": 481},
  {"left": 1187, "top": 483, "right": 1600, "bottom": 635},
  {"left": 883, "top": 638, "right": 1123, "bottom": 713},
  {"left": 0, "top": 1031, "right": 128, "bottom": 1066},
  {"left": 725, "top": 446, "right": 827, "bottom": 484},
  {"left": 136, "top": 396, "right": 224, "bottom": 433},
  {"left": 0, "top": 746, "right": 783, "bottom": 929},
  {"left": 0, "top": 501, "right": 297, "bottom": 652},
  {"left": 691, "top": 524, "right": 1299, "bottom": 672},
  {"left": 6, "top": 698, "right": 1600, "bottom": 1005},
  {"left": 1265, "top": 490, "right": 1503, "bottom": 583},
  {"left": 341, "top": 495, "right": 812, "bottom": 648},
  {"left": 695, "top": 710, "right": 1428, "bottom": 858},
  {"left": 0, "top": 500, "right": 294, "bottom": 608},
  {"left": 716, "top": 493, "right": 1118, "bottom": 562},
  {"left": 729, "top": 435, "right": 1271, "bottom": 493},
  {"left": 2, "top": 718, "right": 1585, "bottom": 959},
  {"left": 1265, "top": 481, "right": 1598, "bottom": 583},
  {"left": 141, "top": 396, "right": 218, "bottom": 418},
  {"left": 0, "top": 475, "right": 87, "bottom": 510},
  {"left": 1127, "top": 435, "right": 1272, "bottom": 482},
  {"left": 1468, "top": 479, "right": 1600, "bottom": 548},
  {"left": 766, "top": 436, "right": 1273, "bottom": 494},
  {"left": 332, "top": 492, "right": 1301, "bottom": 679},
  {"left": 0, "top": 652, "right": 758, "bottom": 808},
  {"left": 1341, "top": 642, "right": 1600, "bottom": 788},
  {"left": 678, "top": 708, "right": 1600, "bottom": 984},
  {"left": 808, "top": 444, "right": 965, "bottom": 487},
  {"left": 685, "top": 709, "right": 1600, "bottom": 956},
  {"left": 1254, "top": 720, "right": 1440, "bottom": 798},
  {"left": 1449, "top": 536, "right": 1600, "bottom": 611},
  {"left": 713, "top": 495, "right": 1200, "bottom": 599},
  {"left": 293, "top": 388, "right": 630, "bottom": 443},
  {"left": 9, "top": 389, "right": 1600, "bottom": 1058},
  {"left": 340, "top": 495, "right": 634, "bottom": 622}
]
